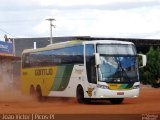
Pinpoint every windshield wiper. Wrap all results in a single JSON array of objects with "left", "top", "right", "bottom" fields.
[{"left": 116, "top": 57, "right": 131, "bottom": 83}]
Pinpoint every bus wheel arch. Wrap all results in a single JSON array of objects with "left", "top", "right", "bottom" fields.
[{"left": 76, "top": 85, "right": 85, "bottom": 103}]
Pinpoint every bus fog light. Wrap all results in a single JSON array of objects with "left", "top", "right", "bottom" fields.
[
  {"left": 97, "top": 84, "right": 108, "bottom": 89},
  {"left": 133, "top": 85, "right": 140, "bottom": 89}
]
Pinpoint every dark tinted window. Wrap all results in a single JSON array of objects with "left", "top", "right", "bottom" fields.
[
  {"left": 85, "top": 44, "right": 97, "bottom": 84},
  {"left": 22, "top": 45, "right": 84, "bottom": 68}
]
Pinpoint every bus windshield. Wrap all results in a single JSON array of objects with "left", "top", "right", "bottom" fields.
[{"left": 97, "top": 44, "right": 138, "bottom": 83}]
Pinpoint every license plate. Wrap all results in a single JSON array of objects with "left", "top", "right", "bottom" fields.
[{"left": 117, "top": 92, "right": 124, "bottom": 95}]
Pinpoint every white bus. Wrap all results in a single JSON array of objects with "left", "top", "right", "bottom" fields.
[{"left": 21, "top": 40, "right": 146, "bottom": 104}]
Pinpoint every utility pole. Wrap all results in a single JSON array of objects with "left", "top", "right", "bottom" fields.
[{"left": 46, "top": 18, "right": 56, "bottom": 44}]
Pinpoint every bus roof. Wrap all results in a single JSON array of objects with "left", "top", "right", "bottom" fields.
[{"left": 22, "top": 40, "right": 134, "bottom": 54}]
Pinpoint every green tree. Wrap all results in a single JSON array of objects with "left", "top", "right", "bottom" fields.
[{"left": 140, "top": 47, "right": 160, "bottom": 85}]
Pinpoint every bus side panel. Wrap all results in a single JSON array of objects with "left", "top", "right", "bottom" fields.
[
  {"left": 21, "top": 66, "right": 58, "bottom": 96},
  {"left": 58, "top": 65, "right": 74, "bottom": 91},
  {"left": 21, "top": 68, "right": 35, "bottom": 95},
  {"left": 50, "top": 64, "right": 74, "bottom": 91},
  {"left": 43, "top": 66, "right": 58, "bottom": 96},
  {"left": 49, "top": 65, "right": 87, "bottom": 97},
  {"left": 50, "top": 66, "right": 66, "bottom": 91},
  {"left": 21, "top": 65, "right": 91, "bottom": 98}
]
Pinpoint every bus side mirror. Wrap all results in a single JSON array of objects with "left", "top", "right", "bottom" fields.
[
  {"left": 138, "top": 54, "right": 147, "bottom": 68},
  {"left": 95, "top": 53, "right": 101, "bottom": 66}
]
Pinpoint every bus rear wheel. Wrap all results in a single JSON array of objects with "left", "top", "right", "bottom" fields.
[
  {"left": 110, "top": 98, "right": 124, "bottom": 104},
  {"left": 30, "top": 85, "right": 36, "bottom": 98},
  {"left": 36, "top": 86, "right": 44, "bottom": 102}
]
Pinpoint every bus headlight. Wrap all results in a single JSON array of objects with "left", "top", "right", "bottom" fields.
[
  {"left": 133, "top": 85, "right": 140, "bottom": 89},
  {"left": 97, "top": 84, "right": 109, "bottom": 89}
]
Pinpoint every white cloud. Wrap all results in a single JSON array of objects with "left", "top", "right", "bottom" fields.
[
  {"left": 33, "top": 21, "right": 49, "bottom": 34},
  {"left": 0, "top": 0, "right": 160, "bottom": 40},
  {"left": 38, "top": 0, "right": 159, "bottom": 6},
  {"left": 33, "top": 6, "right": 160, "bottom": 38}
]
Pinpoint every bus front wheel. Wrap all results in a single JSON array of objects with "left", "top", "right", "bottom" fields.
[
  {"left": 110, "top": 98, "right": 124, "bottom": 104},
  {"left": 76, "top": 86, "right": 84, "bottom": 103}
]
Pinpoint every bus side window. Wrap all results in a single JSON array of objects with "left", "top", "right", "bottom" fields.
[
  {"left": 85, "top": 44, "right": 97, "bottom": 84},
  {"left": 22, "top": 54, "right": 30, "bottom": 68}
]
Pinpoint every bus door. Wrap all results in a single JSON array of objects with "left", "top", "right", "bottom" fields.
[{"left": 85, "top": 44, "right": 97, "bottom": 84}]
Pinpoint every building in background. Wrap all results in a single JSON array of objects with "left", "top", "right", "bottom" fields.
[
  {"left": 13, "top": 36, "right": 160, "bottom": 57},
  {"left": 13, "top": 36, "right": 80, "bottom": 57},
  {"left": 0, "top": 40, "right": 20, "bottom": 90}
]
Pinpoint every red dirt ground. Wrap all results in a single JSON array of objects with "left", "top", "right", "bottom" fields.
[{"left": 0, "top": 86, "right": 159, "bottom": 115}]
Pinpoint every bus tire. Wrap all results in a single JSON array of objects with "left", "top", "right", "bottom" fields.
[
  {"left": 76, "top": 86, "right": 84, "bottom": 103},
  {"left": 110, "top": 98, "right": 124, "bottom": 104},
  {"left": 30, "top": 85, "right": 36, "bottom": 98},
  {"left": 36, "top": 86, "right": 43, "bottom": 102}
]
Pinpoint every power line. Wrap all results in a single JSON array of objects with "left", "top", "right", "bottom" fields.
[{"left": 0, "top": 27, "right": 16, "bottom": 38}]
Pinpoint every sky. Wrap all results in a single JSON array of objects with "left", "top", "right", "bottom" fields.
[{"left": 0, "top": 0, "right": 160, "bottom": 41}]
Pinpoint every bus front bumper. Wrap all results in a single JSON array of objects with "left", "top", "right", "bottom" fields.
[{"left": 95, "top": 88, "right": 140, "bottom": 98}]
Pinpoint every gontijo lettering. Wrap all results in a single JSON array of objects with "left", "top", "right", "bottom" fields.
[{"left": 35, "top": 69, "right": 53, "bottom": 76}]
